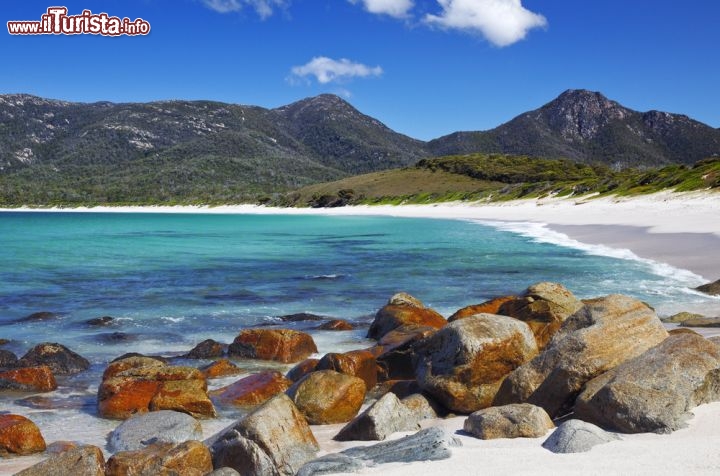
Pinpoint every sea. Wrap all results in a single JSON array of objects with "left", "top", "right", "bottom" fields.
[{"left": 0, "top": 211, "right": 718, "bottom": 464}]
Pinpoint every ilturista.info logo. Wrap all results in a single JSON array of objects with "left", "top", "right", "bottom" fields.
[{"left": 7, "top": 7, "right": 151, "bottom": 36}]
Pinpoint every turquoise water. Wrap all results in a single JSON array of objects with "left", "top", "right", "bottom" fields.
[{"left": 0, "top": 212, "right": 714, "bottom": 363}]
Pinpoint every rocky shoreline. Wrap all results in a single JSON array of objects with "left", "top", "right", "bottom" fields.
[{"left": 2, "top": 280, "right": 720, "bottom": 475}]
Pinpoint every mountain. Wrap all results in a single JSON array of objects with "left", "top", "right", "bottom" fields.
[
  {"left": 429, "top": 90, "right": 720, "bottom": 168},
  {"left": 0, "top": 94, "right": 427, "bottom": 204}
]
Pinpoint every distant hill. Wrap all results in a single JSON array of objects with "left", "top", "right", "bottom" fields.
[{"left": 429, "top": 90, "right": 720, "bottom": 169}]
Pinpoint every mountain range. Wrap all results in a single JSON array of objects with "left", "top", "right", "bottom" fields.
[{"left": 1, "top": 89, "right": 718, "bottom": 204}]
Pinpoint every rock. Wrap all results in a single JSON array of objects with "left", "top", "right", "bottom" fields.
[
  {"left": 15, "top": 445, "right": 105, "bottom": 476},
  {"left": 211, "top": 371, "right": 292, "bottom": 406},
  {"left": 110, "top": 353, "right": 167, "bottom": 364},
  {"left": 208, "top": 394, "right": 319, "bottom": 476},
  {"left": 108, "top": 410, "right": 203, "bottom": 453},
  {"left": 228, "top": 329, "right": 318, "bottom": 363},
  {"left": 463, "top": 403, "right": 553, "bottom": 440},
  {"left": 286, "top": 370, "right": 366, "bottom": 424},
  {"left": 18, "top": 311, "right": 58, "bottom": 322},
  {"left": 680, "top": 316, "right": 720, "bottom": 327},
  {"left": 207, "top": 468, "right": 241, "bottom": 476},
  {"left": 0, "top": 365, "right": 57, "bottom": 392},
  {"left": 317, "top": 349, "right": 377, "bottom": 388},
  {"left": 662, "top": 311, "right": 704, "bottom": 324},
  {"left": 98, "top": 357, "right": 215, "bottom": 419},
  {"left": 708, "top": 336, "right": 720, "bottom": 346},
  {"left": 498, "top": 282, "right": 584, "bottom": 349},
  {"left": 17, "top": 343, "right": 90, "bottom": 375},
  {"left": 106, "top": 440, "right": 212, "bottom": 476},
  {"left": 696, "top": 278, "right": 720, "bottom": 295},
  {"left": 0, "top": 338, "right": 9, "bottom": 345},
  {"left": 367, "top": 293, "right": 446, "bottom": 340},
  {"left": 401, "top": 393, "right": 442, "bottom": 419},
  {"left": 575, "top": 333, "right": 720, "bottom": 433},
  {"left": 298, "top": 427, "right": 458, "bottom": 475},
  {"left": 375, "top": 325, "right": 436, "bottom": 381},
  {"left": 0, "top": 414, "right": 46, "bottom": 456},
  {"left": 46, "top": 441, "right": 79, "bottom": 454},
  {"left": 286, "top": 358, "right": 319, "bottom": 382},
  {"left": 96, "top": 332, "right": 137, "bottom": 343},
  {"left": 495, "top": 294, "right": 668, "bottom": 418},
  {"left": 668, "top": 328, "right": 700, "bottom": 336},
  {"left": 414, "top": 314, "right": 538, "bottom": 413},
  {"left": 0, "top": 349, "right": 18, "bottom": 368},
  {"left": 86, "top": 316, "right": 115, "bottom": 326},
  {"left": 317, "top": 319, "right": 354, "bottom": 331},
  {"left": 185, "top": 339, "right": 226, "bottom": 359},
  {"left": 200, "top": 358, "right": 242, "bottom": 379},
  {"left": 370, "top": 380, "right": 423, "bottom": 400},
  {"left": 542, "top": 419, "right": 620, "bottom": 453},
  {"left": 280, "top": 312, "right": 326, "bottom": 322},
  {"left": 448, "top": 296, "right": 515, "bottom": 322},
  {"left": 335, "top": 392, "right": 420, "bottom": 441}
]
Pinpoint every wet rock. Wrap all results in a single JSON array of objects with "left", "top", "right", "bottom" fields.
[
  {"left": 228, "top": 329, "right": 318, "bottom": 363},
  {"left": 200, "top": 358, "right": 242, "bottom": 379},
  {"left": 15, "top": 445, "right": 105, "bottom": 476},
  {"left": 17, "top": 342, "right": 90, "bottom": 375},
  {"left": 495, "top": 294, "right": 668, "bottom": 418},
  {"left": 110, "top": 352, "right": 167, "bottom": 364},
  {"left": 497, "top": 282, "right": 583, "bottom": 349},
  {"left": 317, "top": 349, "right": 377, "bottom": 388},
  {"left": 108, "top": 410, "right": 203, "bottom": 453},
  {"left": 208, "top": 394, "right": 319, "bottom": 476},
  {"left": 463, "top": 403, "right": 554, "bottom": 440},
  {"left": 15, "top": 394, "right": 91, "bottom": 411},
  {"left": 286, "top": 370, "right": 366, "bottom": 424},
  {"left": 335, "top": 392, "right": 420, "bottom": 441},
  {"left": 0, "top": 365, "right": 57, "bottom": 392},
  {"left": 317, "top": 319, "right": 354, "bottom": 331},
  {"left": 0, "top": 414, "right": 46, "bottom": 456},
  {"left": 367, "top": 293, "right": 446, "bottom": 340},
  {"left": 280, "top": 312, "right": 326, "bottom": 322},
  {"left": 575, "top": 333, "right": 720, "bottom": 433},
  {"left": 185, "top": 339, "right": 226, "bottom": 359},
  {"left": 680, "top": 316, "right": 720, "bottom": 327},
  {"left": 105, "top": 440, "right": 212, "bottom": 476},
  {"left": 662, "top": 311, "right": 704, "bottom": 324},
  {"left": 0, "top": 349, "right": 18, "bottom": 368},
  {"left": 448, "top": 296, "right": 515, "bottom": 322},
  {"left": 86, "top": 316, "right": 115, "bottom": 327},
  {"left": 695, "top": 278, "right": 720, "bottom": 296},
  {"left": 96, "top": 331, "right": 137, "bottom": 343},
  {"left": 415, "top": 314, "right": 538, "bottom": 413},
  {"left": 542, "top": 419, "right": 620, "bottom": 453},
  {"left": 286, "top": 358, "right": 320, "bottom": 382},
  {"left": 17, "top": 311, "right": 59, "bottom": 322},
  {"left": 212, "top": 371, "right": 292, "bottom": 406}
]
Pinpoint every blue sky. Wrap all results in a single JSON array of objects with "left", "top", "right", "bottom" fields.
[{"left": 2, "top": 0, "right": 719, "bottom": 140}]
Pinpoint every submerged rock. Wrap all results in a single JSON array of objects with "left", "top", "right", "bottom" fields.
[
  {"left": 286, "top": 370, "right": 366, "bottom": 424},
  {"left": 367, "top": 293, "right": 446, "bottom": 340},
  {"left": 17, "top": 342, "right": 90, "bottom": 375},
  {"left": 15, "top": 445, "right": 105, "bottom": 476},
  {"left": 280, "top": 312, "right": 326, "bottom": 322},
  {"left": 108, "top": 410, "right": 203, "bottom": 453},
  {"left": 211, "top": 371, "right": 292, "bottom": 407},
  {"left": 542, "top": 419, "right": 620, "bottom": 453},
  {"left": 85, "top": 315, "right": 115, "bottom": 326},
  {"left": 106, "top": 440, "right": 212, "bottom": 476},
  {"left": 228, "top": 329, "right": 318, "bottom": 363},
  {"left": 0, "top": 414, "right": 46, "bottom": 456},
  {"left": 17, "top": 311, "right": 59, "bottom": 323},
  {"left": 463, "top": 403, "right": 554, "bottom": 440}
]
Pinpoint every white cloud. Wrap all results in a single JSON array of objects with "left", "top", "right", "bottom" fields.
[
  {"left": 202, "top": 0, "right": 287, "bottom": 19},
  {"left": 425, "top": 0, "right": 547, "bottom": 47},
  {"left": 349, "top": 0, "right": 415, "bottom": 18},
  {"left": 290, "top": 57, "right": 383, "bottom": 84}
]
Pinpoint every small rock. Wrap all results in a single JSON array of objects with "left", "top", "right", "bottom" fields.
[
  {"left": 463, "top": 403, "right": 554, "bottom": 440},
  {"left": 108, "top": 410, "right": 203, "bottom": 453},
  {"left": 367, "top": 293, "right": 446, "bottom": 340},
  {"left": 0, "top": 338, "right": 10, "bottom": 345},
  {"left": 542, "top": 419, "right": 620, "bottom": 453},
  {"left": 0, "top": 365, "right": 57, "bottom": 392},
  {"left": 286, "top": 370, "right": 366, "bottom": 424},
  {"left": 317, "top": 319, "right": 354, "bottom": 331},
  {"left": 0, "top": 414, "right": 46, "bottom": 456},
  {"left": 15, "top": 445, "right": 105, "bottom": 476},
  {"left": 211, "top": 371, "right": 292, "bottom": 406},
  {"left": 228, "top": 329, "right": 318, "bottom": 363},
  {"left": 17, "top": 342, "right": 90, "bottom": 375},
  {"left": 106, "top": 440, "right": 212, "bottom": 476},
  {"left": 286, "top": 358, "right": 320, "bottom": 382},
  {"left": 185, "top": 339, "right": 226, "bottom": 359},
  {"left": 200, "top": 358, "right": 242, "bottom": 379},
  {"left": 668, "top": 328, "right": 700, "bottom": 336},
  {"left": 401, "top": 393, "right": 442, "bottom": 420},
  {"left": 662, "top": 311, "right": 704, "bottom": 324},
  {"left": 335, "top": 392, "right": 420, "bottom": 441},
  {"left": 86, "top": 316, "right": 115, "bottom": 326},
  {"left": 317, "top": 349, "right": 377, "bottom": 388},
  {"left": 680, "top": 316, "right": 720, "bottom": 328},
  {"left": 448, "top": 296, "right": 515, "bottom": 322},
  {"left": 280, "top": 312, "right": 326, "bottom": 322},
  {"left": 17, "top": 311, "right": 59, "bottom": 322},
  {"left": 695, "top": 278, "right": 720, "bottom": 296},
  {"left": 0, "top": 349, "right": 18, "bottom": 368}
]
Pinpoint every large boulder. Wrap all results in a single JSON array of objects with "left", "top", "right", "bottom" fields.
[
  {"left": 211, "top": 371, "right": 292, "bottom": 407},
  {"left": 367, "top": 293, "right": 446, "bottom": 340},
  {"left": 208, "top": 394, "right": 319, "bottom": 476},
  {"left": 108, "top": 410, "right": 203, "bottom": 453},
  {"left": 414, "top": 314, "right": 538, "bottom": 413},
  {"left": 317, "top": 349, "right": 377, "bottom": 389},
  {"left": 0, "top": 365, "right": 57, "bottom": 392},
  {"left": 695, "top": 278, "right": 720, "bottom": 295},
  {"left": 185, "top": 339, "right": 226, "bottom": 359},
  {"left": 335, "top": 392, "right": 420, "bottom": 441},
  {"left": 106, "top": 440, "right": 212, "bottom": 476},
  {"left": 15, "top": 445, "right": 105, "bottom": 476},
  {"left": 494, "top": 294, "right": 668, "bottom": 418},
  {"left": 497, "top": 282, "right": 584, "bottom": 349},
  {"left": 17, "top": 343, "right": 90, "bottom": 375},
  {"left": 542, "top": 419, "right": 620, "bottom": 454},
  {"left": 98, "top": 356, "right": 215, "bottom": 419},
  {"left": 286, "top": 358, "right": 320, "bottom": 382},
  {"left": 286, "top": 370, "right": 366, "bottom": 424},
  {"left": 463, "top": 403, "right": 553, "bottom": 440},
  {"left": 0, "top": 414, "right": 46, "bottom": 456},
  {"left": 448, "top": 296, "right": 515, "bottom": 322},
  {"left": 228, "top": 329, "right": 318, "bottom": 363},
  {"left": 574, "top": 333, "right": 720, "bottom": 433}
]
